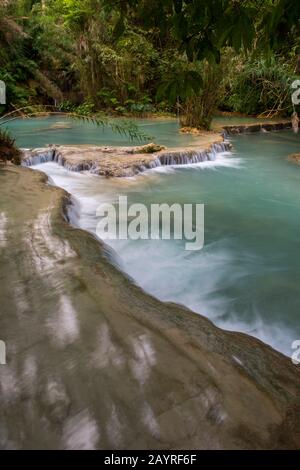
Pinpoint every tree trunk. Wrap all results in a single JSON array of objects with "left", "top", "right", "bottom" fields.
[
  {"left": 180, "top": 96, "right": 215, "bottom": 130},
  {"left": 180, "top": 62, "right": 224, "bottom": 131}
]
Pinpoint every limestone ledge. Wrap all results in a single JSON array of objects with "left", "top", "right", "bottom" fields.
[
  {"left": 21, "top": 134, "right": 231, "bottom": 177},
  {"left": 223, "top": 121, "right": 292, "bottom": 135}
]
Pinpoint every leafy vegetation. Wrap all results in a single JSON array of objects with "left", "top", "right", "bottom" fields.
[
  {"left": 0, "top": 0, "right": 299, "bottom": 131},
  {"left": 0, "top": 128, "right": 22, "bottom": 164},
  {"left": 220, "top": 55, "right": 297, "bottom": 117}
]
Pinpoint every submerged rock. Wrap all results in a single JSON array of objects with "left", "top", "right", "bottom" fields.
[
  {"left": 49, "top": 122, "right": 73, "bottom": 130},
  {"left": 288, "top": 153, "right": 300, "bottom": 164}
]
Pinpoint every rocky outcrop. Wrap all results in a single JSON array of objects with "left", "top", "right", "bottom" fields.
[
  {"left": 223, "top": 121, "right": 292, "bottom": 136},
  {"left": 21, "top": 139, "right": 232, "bottom": 177},
  {"left": 131, "top": 142, "right": 166, "bottom": 153}
]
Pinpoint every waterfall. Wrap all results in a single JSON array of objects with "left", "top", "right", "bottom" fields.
[
  {"left": 21, "top": 141, "right": 232, "bottom": 175},
  {"left": 149, "top": 141, "right": 231, "bottom": 168},
  {"left": 22, "top": 148, "right": 56, "bottom": 166}
]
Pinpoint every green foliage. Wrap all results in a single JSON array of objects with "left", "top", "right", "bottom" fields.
[
  {"left": 157, "top": 67, "right": 202, "bottom": 104},
  {"left": 220, "top": 55, "right": 297, "bottom": 116},
  {"left": 106, "top": 0, "right": 300, "bottom": 61},
  {"left": 59, "top": 100, "right": 95, "bottom": 115},
  {"left": 0, "top": 0, "right": 299, "bottom": 131},
  {"left": 0, "top": 128, "right": 22, "bottom": 165},
  {"left": 74, "top": 101, "right": 95, "bottom": 115}
]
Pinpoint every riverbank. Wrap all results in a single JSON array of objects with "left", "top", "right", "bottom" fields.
[
  {"left": 0, "top": 164, "right": 300, "bottom": 449},
  {"left": 180, "top": 118, "right": 292, "bottom": 135}
]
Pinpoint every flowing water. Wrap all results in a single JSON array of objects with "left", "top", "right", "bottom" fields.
[
  {"left": 3, "top": 115, "right": 300, "bottom": 356},
  {"left": 2, "top": 167, "right": 299, "bottom": 450},
  {"left": 19, "top": 121, "right": 298, "bottom": 357},
  {"left": 1, "top": 116, "right": 300, "bottom": 449}
]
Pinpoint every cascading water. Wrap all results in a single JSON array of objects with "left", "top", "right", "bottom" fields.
[
  {"left": 13, "top": 116, "right": 300, "bottom": 357},
  {"left": 28, "top": 130, "right": 300, "bottom": 357},
  {"left": 22, "top": 141, "right": 232, "bottom": 173}
]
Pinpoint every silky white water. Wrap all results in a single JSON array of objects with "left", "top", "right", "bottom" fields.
[{"left": 31, "top": 130, "right": 300, "bottom": 357}]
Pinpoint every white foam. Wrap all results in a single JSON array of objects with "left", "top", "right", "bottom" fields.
[
  {"left": 145, "top": 152, "right": 242, "bottom": 174},
  {"left": 28, "top": 159, "right": 296, "bottom": 357}
]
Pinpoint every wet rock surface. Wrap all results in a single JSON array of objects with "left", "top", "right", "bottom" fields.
[
  {"left": 21, "top": 135, "right": 229, "bottom": 177},
  {"left": 223, "top": 121, "right": 292, "bottom": 135},
  {"left": 0, "top": 165, "right": 300, "bottom": 449}
]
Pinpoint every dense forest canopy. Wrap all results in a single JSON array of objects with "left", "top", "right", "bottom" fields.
[{"left": 0, "top": 0, "right": 299, "bottom": 129}]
